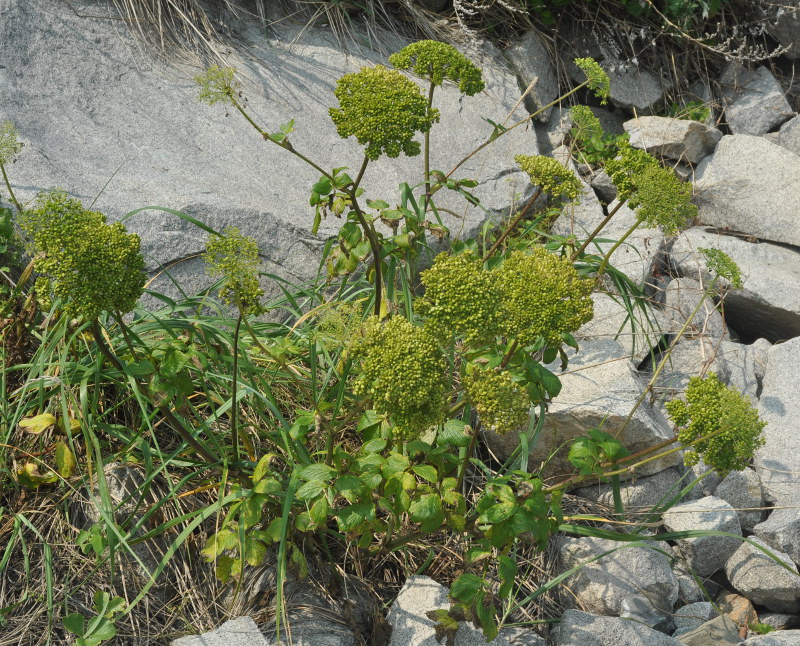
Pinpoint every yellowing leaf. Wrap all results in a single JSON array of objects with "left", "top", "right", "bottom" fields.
[
  {"left": 19, "top": 413, "right": 57, "bottom": 434},
  {"left": 17, "top": 462, "right": 59, "bottom": 488},
  {"left": 55, "top": 440, "right": 77, "bottom": 478},
  {"left": 57, "top": 417, "right": 81, "bottom": 433}
]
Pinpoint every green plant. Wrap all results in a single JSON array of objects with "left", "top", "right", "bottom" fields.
[
  {"left": 667, "top": 99, "right": 711, "bottom": 122},
  {"left": 63, "top": 590, "right": 126, "bottom": 646},
  {"left": 568, "top": 105, "right": 629, "bottom": 167}
]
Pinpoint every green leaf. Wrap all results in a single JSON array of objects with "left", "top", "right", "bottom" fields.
[
  {"left": 55, "top": 441, "right": 77, "bottom": 478},
  {"left": 215, "top": 555, "right": 234, "bottom": 582},
  {"left": 335, "top": 501, "right": 375, "bottom": 531},
  {"left": 312, "top": 178, "right": 332, "bottom": 195},
  {"left": 17, "top": 462, "right": 59, "bottom": 488},
  {"left": 296, "top": 480, "right": 327, "bottom": 501},
  {"left": 450, "top": 573, "right": 483, "bottom": 602},
  {"left": 309, "top": 497, "right": 329, "bottom": 526},
  {"left": 361, "top": 438, "right": 387, "bottom": 454},
  {"left": 479, "top": 502, "right": 515, "bottom": 524},
  {"left": 87, "top": 618, "right": 116, "bottom": 641},
  {"left": 252, "top": 454, "right": 274, "bottom": 483},
  {"left": 18, "top": 413, "right": 57, "bottom": 434},
  {"left": 244, "top": 538, "right": 267, "bottom": 566},
  {"left": 498, "top": 555, "right": 517, "bottom": 598},
  {"left": 298, "top": 463, "right": 337, "bottom": 482},
  {"left": 63, "top": 613, "right": 86, "bottom": 637},
  {"left": 475, "top": 598, "right": 498, "bottom": 641},
  {"left": 412, "top": 464, "right": 438, "bottom": 484},
  {"left": 437, "top": 419, "right": 471, "bottom": 447},
  {"left": 409, "top": 494, "right": 443, "bottom": 532}
]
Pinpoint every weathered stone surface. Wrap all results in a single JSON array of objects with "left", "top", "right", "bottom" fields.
[
  {"left": 716, "top": 590, "right": 759, "bottom": 630},
  {"left": 672, "top": 601, "right": 719, "bottom": 636},
  {"left": 670, "top": 226, "right": 800, "bottom": 341},
  {"left": 757, "top": 613, "right": 799, "bottom": 630},
  {"left": 602, "top": 60, "right": 666, "bottom": 114},
  {"left": 662, "top": 496, "right": 742, "bottom": 578},
  {"left": 499, "top": 627, "right": 547, "bottom": 645},
  {"left": 754, "top": 507, "right": 800, "bottom": 564},
  {"left": 725, "top": 538, "right": 800, "bottom": 613},
  {"left": 504, "top": 29, "right": 558, "bottom": 120},
  {"left": 589, "top": 170, "right": 617, "bottom": 204},
  {"left": 554, "top": 610, "right": 684, "bottom": 646},
  {"left": 661, "top": 277, "right": 727, "bottom": 339},
  {"left": 573, "top": 466, "right": 685, "bottom": 513},
  {"left": 714, "top": 469, "right": 766, "bottom": 534},
  {"left": 693, "top": 136, "right": 800, "bottom": 248},
  {"left": 387, "top": 576, "right": 511, "bottom": 646},
  {"left": 767, "top": 0, "right": 800, "bottom": 59},
  {"left": 484, "top": 340, "right": 680, "bottom": 482},
  {"left": 778, "top": 115, "right": 800, "bottom": 156},
  {"left": 172, "top": 616, "right": 270, "bottom": 646},
  {"left": 755, "top": 336, "right": 800, "bottom": 505},
  {"left": 719, "top": 64, "right": 792, "bottom": 136},
  {"left": 675, "top": 614, "right": 741, "bottom": 646},
  {"left": 1, "top": 0, "right": 535, "bottom": 306},
  {"left": 558, "top": 536, "right": 679, "bottom": 617},
  {"left": 623, "top": 116, "right": 722, "bottom": 165},
  {"left": 620, "top": 595, "right": 676, "bottom": 633},
  {"left": 740, "top": 632, "right": 800, "bottom": 646}
]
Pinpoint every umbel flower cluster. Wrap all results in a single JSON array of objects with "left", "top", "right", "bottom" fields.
[
  {"left": 514, "top": 154, "right": 581, "bottom": 202},
  {"left": 351, "top": 316, "right": 448, "bottom": 437},
  {"left": 329, "top": 65, "right": 439, "bottom": 160},
  {"left": 20, "top": 190, "right": 146, "bottom": 320},
  {"left": 465, "top": 368, "right": 530, "bottom": 435},
  {"left": 665, "top": 372, "right": 766, "bottom": 476},
  {"left": 388, "top": 40, "right": 485, "bottom": 96},
  {"left": 204, "top": 227, "right": 264, "bottom": 315}
]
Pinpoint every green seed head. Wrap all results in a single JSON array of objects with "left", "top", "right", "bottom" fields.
[
  {"left": 389, "top": 40, "right": 484, "bottom": 96},
  {"left": 699, "top": 247, "right": 743, "bottom": 289},
  {"left": 196, "top": 66, "right": 241, "bottom": 106},
  {"left": 574, "top": 58, "right": 610, "bottom": 104},
  {"left": 466, "top": 367, "right": 530, "bottom": 434},
  {"left": 205, "top": 227, "right": 265, "bottom": 315},
  {"left": 515, "top": 154, "right": 581, "bottom": 202}
]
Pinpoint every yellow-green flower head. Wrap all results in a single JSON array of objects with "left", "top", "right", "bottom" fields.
[
  {"left": 497, "top": 248, "right": 594, "bottom": 347},
  {"left": 605, "top": 140, "right": 660, "bottom": 202},
  {"left": 0, "top": 121, "right": 23, "bottom": 166},
  {"left": 569, "top": 105, "right": 603, "bottom": 140},
  {"left": 514, "top": 154, "right": 581, "bottom": 202},
  {"left": 205, "top": 227, "right": 264, "bottom": 315},
  {"left": 351, "top": 316, "right": 448, "bottom": 438},
  {"left": 699, "top": 247, "right": 743, "bottom": 289},
  {"left": 20, "top": 190, "right": 146, "bottom": 320},
  {"left": 466, "top": 367, "right": 530, "bottom": 434},
  {"left": 329, "top": 65, "right": 439, "bottom": 160},
  {"left": 665, "top": 372, "right": 766, "bottom": 476},
  {"left": 196, "top": 65, "right": 241, "bottom": 106},
  {"left": 389, "top": 40, "right": 485, "bottom": 96},
  {"left": 574, "top": 58, "right": 610, "bottom": 104},
  {"left": 417, "top": 251, "right": 502, "bottom": 347}
]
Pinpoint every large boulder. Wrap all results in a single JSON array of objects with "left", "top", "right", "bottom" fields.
[
  {"left": 719, "top": 64, "right": 793, "bottom": 136},
  {"left": 766, "top": 0, "right": 800, "bottom": 59},
  {"left": 0, "top": 0, "right": 535, "bottom": 306},
  {"left": 693, "top": 136, "right": 800, "bottom": 248},
  {"left": 503, "top": 29, "right": 559, "bottom": 120},
  {"left": 725, "top": 538, "right": 800, "bottom": 614},
  {"left": 623, "top": 116, "right": 722, "bottom": 165},
  {"left": 554, "top": 610, "right": 684, "bottom": 646}
]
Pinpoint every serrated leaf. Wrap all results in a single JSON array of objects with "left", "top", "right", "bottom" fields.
[
  {"left": 298, "top": 463, "right": 337, "bottom": 482},
  {"left": 19, "top": 413, "right": 57, "bottom": 434},
  {"left": 312, "top": 178, "right": 332, "bottom": 195},
  {"left": 309, "top": 497, "right": 329, "bottom": 526},
  {"left": 361, "top": 438, "right": 387, "bottom": 454},
  {"left": 55, "top": 441, "right": 77, "bottom": 478},
  {"left": 63, "top": 613, "right": 86, "bottom": 637},
  {"left": 215, "top": 555, "right": 234, "bottom": 582},
  {"left": 335, "top": 501, "right": 374, "bottom": 531},
  {"left": 412, "top": 464, "right": 438, "bottom": 484},
  {"left": 480, "top": 502, "right": 515, "bottom": 525},
  {"left": 244, "top": 538, "right": 267, "bottom": 566},
  {"left": 498, "top": 555, "right": 517, "bottom": 598},
  {"left": 475, "top": 598, "right": 498, "bottom": 640},
  {"left": 409, "top": 493, "right": 443, "bottom": 532},
  {"left": 437, "top": 419, "right": 471, "bottom": 447},
  {"left": 296, "top": 480, "right": 326, "bottom": 501},
  {"left": 450, "top": 573, "right": 483, "bottom": 603}
]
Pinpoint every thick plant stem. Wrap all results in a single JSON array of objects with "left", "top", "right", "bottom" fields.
[
  {"left": 0, "top": 161, "right": 22, "bottom": 213},
  {"left": 231, "top": 314, "right": 243, "bottom": 462},
  {"left": 569, "top": 199, "right": 627, "bottom": 261},
  {"left": 347, "top": 157, "right": 384, "bottom": 316},
  {"left": 456, "top": 423, "right": 479, "bottom": 491},
  {"left": 421, "top": 81, "right": 436, "bottom": 215},
  {"left": 482, "top": 187, "right": 543, "bottom": 262}
]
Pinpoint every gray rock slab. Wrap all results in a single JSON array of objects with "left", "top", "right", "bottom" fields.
[
  {"left": 483, "top": 340, "right": 680, "bottom": 483},
  {"left": 555, "top": 610, "right": 684, "bottom": 646},
  {"left": 623, "top": 116, "right": 722, "bottom": 165},
  {"left": 573, "top": 466, "right": 685, "bottom": 513},
  {"left": 725, "top": 538, "right": 800, "bottom": 614},
  {"left": 757, "top": 613, "right": 799, "bottom": 630},
  {"left": 720, "top": 64, "right": 793, "bottom": 136},
  {"left": 499, "top": 626, "right": 547, "bottom": 645},
  {"left": 661, "top": 277, "right": 727, "bottom": 339},
  {"left": 669, "top": 226, "right": 800, "bottom": 341},
  {"left": 675, "top": 614, "right": 741, "bottom": 646},
  {"left": 589, "top": 170, "right": 617, "bottom": 204},
  {"left": 714, "top": 468, "right": 767, "bottom": 534},
  {"left": 672, "top": 601, "right": 719, "bottom": 636},
  {"left": 778, "top": 115, "right": 800, "bottom": 156},
  {"left": 172, "top": 616, "right": 269, "bottom": 646},
  {"left": 755, "top": 336, "right": 800, "bottom": 505},
  {"left": 504, "top": 29, "right": 558, "bottom": 120},
  {"left": 387, "top": 575, "right": 511, "bottom": 646},
  {"left": 740, "top": 632, "right": 800, "bottom": 646},
  {"left": 598, "top": 60, "right": 666, "bottom": 114},
  {"left": 662, "top": 496, "right": 742, "bottom": 578},
  {"left": 1, "top": 0, "right": 535, "bottom": 306},
  {"left": 693, "top": 136, "right": 800, "bottom": 248},
  {"left": 767, "top": 0, "right": 800, "bottom": 59},
  {"left": 754, "top": 507, "right": 800, "bottom": 565},
  {"left": 558, "top": 536, "right": 679, "bottom": 617}
]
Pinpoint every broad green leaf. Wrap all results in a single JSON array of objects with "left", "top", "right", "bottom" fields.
[
  {"left": 298, "top": 463, "right": 336, "bottom": 482},
  {"left": 475, "top": 598, "right": 498, "bottom": 640},
  {"left": 409, "top": 494, "right": 443, "bottom": 532},
  {"left": 450, "top": 573, "right": 483, "bottom": 602},
  {"left": 215, "top": 555, "right": 234, "bottom": 582},
  {"left": 19, "top": 413, "right": 56, "bottom": 434},
  {"left": 252, "top": 454, "right": 275, "bottom": 483},
  {"left": 437, "top": 419, "right": 471, "bottom": 447},
  {"left": 55, "top": 441, "right": 77, "bottom": 478},
  {"left": 361, "top": 438, "right": 387, "bottom": 454},
  {"left": 309, "top": 497, "right": 329, "bottom": 526},
  {"left": 335, "top": 501, "right": 375, "bottom": 531},
  {"left": 480, "top": 502, "right": 515, "bottom": 525},
  {"left": 87, "top": 618, "right": 115, "bottom": 641},
  {"left": 312, "top": 178, "right": 332, "bottom": 195},
  {"left": 63, "top": 613, "right": 86, "bottom": 637},
  {"left": 296, "top": 480, "right": 326, "bottom": 501},
  {"left": 412, "top": 464, "right": 438, "bottom": 484},
  {"left": 17, "top": 463, "right": 58, "bottom": 489},
  {"left": 498, "top": 555, "right": 517, "bottom": 598},
  {"left": 244, "top": 538, "right": 267, "bottom": 566}
]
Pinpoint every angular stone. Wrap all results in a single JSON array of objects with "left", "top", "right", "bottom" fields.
[
  {"left": 602, "top": 60, "right": 666, "bottom": 114},
  {"left": 670, "top": 227, "right": 800, "bottom": 342},
  {"left": 754, "top": 507, "right": 800, "bottom": 564},
  {"left": 172, "top": 616, "right": 269, "bottom": 646},
  {"left": 766, "top": 0, "right": 800, "bottom": 59},
  {"left": 623, "top": 116, "right": 722, "bottom": 164},
  {"left": 662, "top": 496, "right": 742, "bottom": 578},
  {"left": 755, "top": 336, "right": 800, "bottom": 505},
  {"left": 714, "top": 469, "right": 766, "bottom": 534},
  {"left": 387, "top": 576, "right": 511, "bottom": 646},
  {"left": 778, "top": 115, "right": 800, "bottom": 157},
  {"left": 672, "top": 601, "right": 719, "bottom": 636},
  {"left": 720, "top": 64, "right": 792, "bottom": 136},
  {"left": 725, "top": 538, "right": 800, "bottom": 613},
  {"left": 675, "top": 614, "right": 741, "bottom": 646},
  {"left": 558, "top": 537, "right": 679, "bottom": 617},
  {"left": 740, "top": 632, "right": 800, "bottom": 645},
  {"left": 554, "top": 610, "right": 684, "bottom": 646},
  {"left": 693, "top": 136, "right": 800, "bottom": 248},
  {"left": 484, "top": 340, "right": 680, "bottom": 483},
  {"left": 757, "top": 613, "right": 799, "bottom": 630},
  {"left": 717, "top": 590, "right": 759, "bottom": 629},
  {"left": 573, "top": 466, "right": 685, "bottom": 513},
  {"left": 589, "top": 170, "right": 617, "bottom": 204},
  {"left": 504, "top": 29, "right": 559, "bottom": 120},
  {"left": 661, "top": 277, "right": 727, "bottom": 339}
]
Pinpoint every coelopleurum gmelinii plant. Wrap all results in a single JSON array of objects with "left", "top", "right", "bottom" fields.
[
  {"left": 20, "top": 190, "right": 146, "bottom": 320},
  {"left": 389, "top": 40, "right": 484, "bottom": 96},
  {"left": 514, "top": 154, "right": 581, "bottom": 203},
  {"left": 465, "top": 367, "right": 530, "bottom": 435},
  {"left": 204, "top": 226, "right": 264, "bottom": 315}
]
